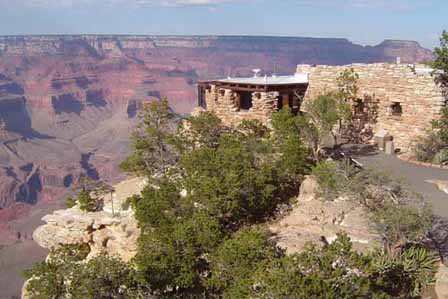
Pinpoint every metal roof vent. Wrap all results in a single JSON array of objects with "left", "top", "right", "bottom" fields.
[{"left": 252, "top": 69, "right": 261, "bottom": 78}]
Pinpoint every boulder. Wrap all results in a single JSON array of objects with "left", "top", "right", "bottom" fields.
[
  {"left": 270, "top": 176, "right": 381, "bottom": 254},
  {"left": 31, "top": 177, "right": 144, "bottom": 262},
  {"left": 426, "top": 180, "right": 448, "bottom": 195}
]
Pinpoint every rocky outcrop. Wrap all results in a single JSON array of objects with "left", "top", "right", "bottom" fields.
[
  {"left": 31, "top": 177, "right": 146, "bottom": 262},
  {"left": 427, "top": 180, "right": 448, "bottom": 195},
  {"left": 20, "top": 177, "right": 146, "bottom": 299},
  {"left": 270, "top": 176, "right": 381, "bottom": 254},
  {"left": 33, "top": 208, "right": 139, "bottom": 262}
]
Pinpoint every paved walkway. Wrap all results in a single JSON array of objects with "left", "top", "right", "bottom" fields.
[{"left": 352, "top": 149, "right": 448, "bottom": 217}]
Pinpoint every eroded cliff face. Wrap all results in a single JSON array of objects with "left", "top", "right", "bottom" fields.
[
  {"left": 0, "top": 35, "right": 433, "bottom": 242},
  {"left": 31, "top": 177, "right": 146, "bottom": 263}
]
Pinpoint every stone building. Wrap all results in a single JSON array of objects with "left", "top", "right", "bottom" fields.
[
  {"left": 197, "top": 72, "right": 309, "bottom": 125},
  {"left": 198, "top": 63, "right": 447, "bottom": 151}
]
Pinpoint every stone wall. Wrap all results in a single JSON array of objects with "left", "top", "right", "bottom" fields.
[
  {"left": 204, "top": 85, "right": 279, "bottom": 126},
  {"left": 299, "top": 63, "right": 447, "bottom": 150},
  {"left": 203, "top": 63, "right": 446, "bottom": 151}
]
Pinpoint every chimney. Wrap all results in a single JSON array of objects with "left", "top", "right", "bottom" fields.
[
  {"left": 252, "top": 69, "right": 261, "bottom": 78},
  {"left": 396, "top": 57, "right": 401, "bottom": 64}
]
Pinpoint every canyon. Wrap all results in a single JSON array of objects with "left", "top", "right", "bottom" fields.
[{"left": 0, "top": 34, "right": 433, "bottom": 241}]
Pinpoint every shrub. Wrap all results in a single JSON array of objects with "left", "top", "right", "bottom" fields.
[
  {"left": 207, "top": 227, "right": 280, "bottom": 298},
  {"left": 312, "top": 160, "right": 432, "bottom": 249},
  {"left": 311, "top": 160, "right": 341, "bottom": 200},
  {"left": 23, "top": 244, "right": 91, "bottom": 299},
  {"left": 413, "top": 129, "right": 444, "bottom": 162},
  {"left": 372, "top": 246, "right": 439, "bottom": 297},
  {"left": 433, "top": 148, "right": 448, "bottom": 165},
  {"left": 372, "top": 202, "right": 433, "bottom": 249},
  {"left": 413, "top": 106, "right": 448, "bottom": 164},
  {"left": 65, "top": 196, "right": 76, "bottom": 208},
  {"left": 77, "top": 189, "right": 98, "bottom": 212}
]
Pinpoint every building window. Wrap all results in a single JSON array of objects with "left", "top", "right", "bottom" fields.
[
  {"left": 391, "top": 102, "right": 403, "bottom": 117},
  {"left": 354, "top": 99, "right": 365, "bottom": 115},
  {"left": 239, "top": 91, "right": 253, "bottom": 110}
]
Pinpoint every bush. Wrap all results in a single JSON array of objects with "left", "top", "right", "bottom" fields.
[
  {"left": 433, "top": 148, "right": 448, "bottom": 165},
  {"left": 23, "top": 244, "right": 91, "bottom": 299},
  {"left": 413, "top": 129, "right": 444, "bottom": 162},
  {"left": 246, "top": 234, "right": 438, "bottom": 299},
  {"left": 373, "top": 202, "right": 433, "bottom": 249},
  {"left": 207, "top": 227, "right": 280, "bottom": 298},
  {"left": 77, "top": 189, "right": 98, "bottom": 212},
  {"left": 372, "top": 246, "right": 439, "bottom": 297},
  {"left": 27, "top": 104, "right": 439, "bottom": 299},
  {"left": 65, "top": 196, "right": 76, "bottom": 208},
  {"left": 413, "top": 106, "right": 448, "bottom": 164},
  {"left": 311, "top": 160, "right": 341, "bottom": 200},
  {"left": 312, "top": 160, "right": 432, "bottom": 249}
]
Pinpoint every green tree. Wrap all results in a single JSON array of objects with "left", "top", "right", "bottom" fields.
[
  {"left": 65, "top": 195, "right": 76, "bottom": 208},
  {"left": 433, "top": 30, "right": 448, "bottom": 86},
  {"left": 207, "top": 227, "right": 280, "bottom": 298},
  {"left": 135, "top": 208, "right": 223, "bottom": 296},
  {"left": 271, "top": 107, "right": 309, "bottom": 185},
  {"left": 413, "top": 106, "right": 448, "bottom": 164},
  {"left": 23, "top": 244, "right": 90, "bottom": 299},
  {"left": 77, "top": 188, "right": 97, "bottom": 212},
  {"left": 299, "top": 93, "right": 345, "bottom": 160},
  {"left": 337, "top": 67, "right": 359, "bottom": 104},
  {"left": 178, "top": 110, "right": 225, "bottom": 150},
  {"left": 120, "top": 98, "right": 177, "bottom": 179},
  {"left": 69, "top": 256, "right": 139, "bottom": 299},
  {"left": 180, "top": 132, "right": 280, "bottom": 224}
]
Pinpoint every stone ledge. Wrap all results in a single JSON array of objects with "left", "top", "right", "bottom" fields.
[{"left": 397, "top": 154, "right": 448, "bottom": 169}]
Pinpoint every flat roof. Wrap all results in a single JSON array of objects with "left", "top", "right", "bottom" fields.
[{"left": 208, "top": 73, "right": 309, "bottom": 86}]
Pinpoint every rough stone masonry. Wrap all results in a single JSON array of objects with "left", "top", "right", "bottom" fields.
[
  {"left": 300, "top": 63, "right": 447, "bottom": 151},
  {"left": 203, "top": 63, "right": 447, "bottom": 151}
]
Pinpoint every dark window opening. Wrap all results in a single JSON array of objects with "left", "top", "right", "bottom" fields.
[
  {"left": 354, "top": 99, "right": 365, "bottom": 115},
  {"left": 391, "top": 102, "right": 403, "bottom": 117},
  {"left": 240, "top": 92, "right": 253, "bottom": 110}
]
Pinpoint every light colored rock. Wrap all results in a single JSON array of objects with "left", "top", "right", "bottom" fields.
[
  {"left": 32, "top": 177, "right": 145, "bottom": 263},
  {"left": 270, "top": 176, "right": 381, "bottom": 254},
  {"left": 436, "top": 263, "right": 448, "bottom": 299},
  {"left": 427, "top": 180, "right": 448, "bottom": 195},
  {"left": 102, "top": 176, "right": 147, "bottom": 215},
  {"left": 297, "top": 175, "right": 320, "bottom": 202}
]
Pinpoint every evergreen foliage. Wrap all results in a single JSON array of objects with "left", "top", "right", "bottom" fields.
[
  {"left": 297, "top": 93, "right": 349, "bottom": 160},
  {"left": 414, "top": 31, "right": 448, "bottom": 164},
  {"left": 120, "top": 98, "right": 178, "bottom": 180},
  {"left": 25, "top": 102, "right": 439, "bottom": 299},
  {"left": 413, "top": 106, "right": 448, "bottom": 164},
  {"left": 433, "top": 30, "right": 448, "bottom": 86}
]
